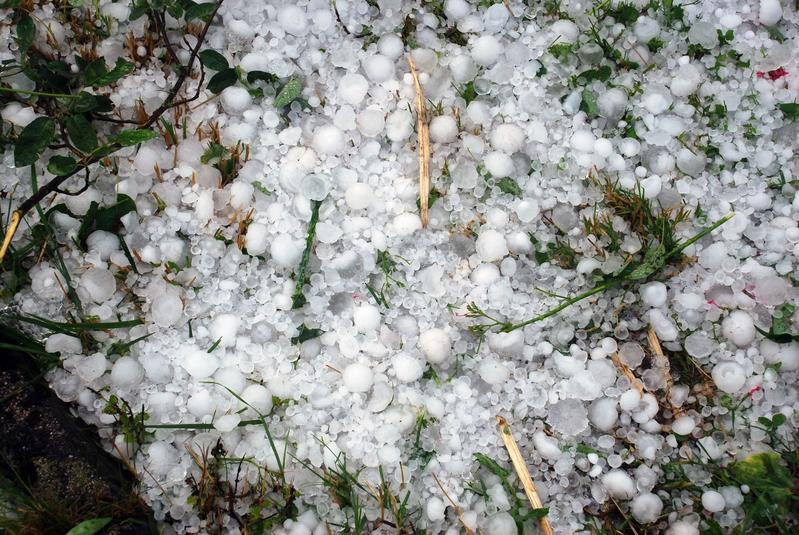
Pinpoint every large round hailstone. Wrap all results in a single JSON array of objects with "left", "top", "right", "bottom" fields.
[
  {"left": 471, "top": 35, "right": 501, "bottom": 66},
  {"left": 345, "top": 183, "right": 372, "bottom": 210},
  {"left": 245, "top": 222, "right": 269, "bottom": 256},
  {"left": 701, "top": 490, "right": 726, "bottom": 512},
  {"left": 676, "top": 147, "right": 706, "bottom": 176},
  {"left": 486, "top": 330, "right": 524, "bottom": 356},
  {"left": 602, "top": 469, "right": 636, "bottom": 499},
  {"left": 426, "top": 497, "right": 445, "bottom": 521},
  {"left": 666, "top": 521, "right": 700, "bottom": 535},
  {"left": 476, "top": 229, "right": 509, "bottom": 262},
  {"left": 312, "top": 124, "right": 346, "bottom": 155},
  {"left": 419, "top": 328, "right": 452, "bottom": 364},
  {"left": 183, "top": 348, "right": 220, "bottom": 379},
  {"left": 640, "top": 281, "right": 667, "bottom": 308},
  {"left": 378, "top": 444, "right": 401, "bottom": 465},
  {"left": 221, "top": 86, "right": 252, "bottom": 114},
  {"left": 343, "top": 363, "right": 374, "bottom": 393},
  {"left": 712, "top": 361, "right": 746, "bottom": 393},
  {"left": 76, "top": 353, "right": 108, "bottom": 382},
  {"left": 588, "top": 397, "right": 618, "bottom": 431},
  {"left": 110, "top": 356, "right": 144, "bottom": 388},
  {"left": 271, "top": 234, "right": 303, "bottom": 267},
  {"left": 483, "top": 512, "right": 516, "bottom": 535},
  {"left": 478, "top": 357, "right": 510, "bottom": 385},
  {"left": 353, "top": 303, "right": 381, "bottom": 333},
  {"left": 633, "top": 16, "right": 660, "bottom": 42},
  {"left": 450, "top": 54, "right": 477, "bottom": 83},
  {"left": 445, "top": 0, "right": 471, "bottom": 20},
  {"left": 277, "top": 5, "right": 308, "bottom": 36},
  {"left": 393, "top": 213, "right": 422, "bottom": 236},
  {"left": 532, "top": 431, "right": 562, "bottom": 460},
  {"left": 338, "top": 73, "right": 369, "bottom": 105},
  {"left": 631, "top": 492, "right": 663, "bottom": 523},
  {"left": 721, "top": 310, "right": 756, "bottom": 346},
  {"left": 687, "top": 21, "right": 718, "bottom": 49},
  {"left": 363, "top": 54, "right": 395, "bottom": 83},
  {"left": 81, "top": 267, "right": 116, "bottom": 303},
  {"left": 672, "top": 415, "right": 696, "bottom": 435},
  {"left": 214, "top": 414, "right": 241, "bottom": 433},
  {"left": 570, "top": 129, "right": 596, "bottom": 152},
  {"left": 356, "top": 109, "right": 385, "bottom": 137},
  {"left": 547, "top": 398, "right": 589, "bottom": 436},
  {"left": 377, "top": 33, "right": 403, "bottom": 59},
  {"left": 210, "top": 313, "right": 240, "bottom": 347},
  {"left": 133, "top": 146, "right": 159, "bottom": 176},
  {"left": 483, "top": 151, "right": 514, "bottom": 177},
  {"left": 753, "top": 275, "right": 790, "bottom": 306},
  {"left": 392, "top": 353, "right": 424, "bottom": 382},
  {"left": 241, "top": 384, "right": 273, "bottom": 414},
  {"left": 187, "top": 390, "right": 216, "bottom": 417},
  {"left": 150, "top": 290, "right": 183, "bottom": 327},
  {"left": 516, "top": 199, "right": 540, "bottom": 223},
  {"left": 671, "top": 63, "right": 701, "bottom": 97},
  {"left": 429, "top": 115, "right": 458, "bottom": 144},
  {"left": 551, "top": 19, "right": 579, "bottom": 42},
  {"left": 760, "top": 0, "right": 783, "bottom": 26},
  {"left": 31, "top": 266, "right": 65, "bottom": 302},
  {"left": 386, "top": 109, "right": 413, "bottom": 141},
  {"left": 491, "top": 124, "right": 525, "bottom": 154}
]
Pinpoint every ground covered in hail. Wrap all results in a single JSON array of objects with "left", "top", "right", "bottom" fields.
[{"left": 2, "top": 0, "right": 799, "bottom": 534}]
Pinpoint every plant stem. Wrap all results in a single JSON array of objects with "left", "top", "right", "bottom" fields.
[
  {"left": 501, "top": 280, "right": 617, "bottom": 332},
  {"left": 144, "top": 419, "right": 263, "bottom": 430},
  {"left": 0, "top": 86, "right": 78, "bottom": 98},
  {"left": 668, "top": 212, "right": 735, "bottom": 259},
  {"left": 291, "top": 200, "right": 322, "bottom": 309}
]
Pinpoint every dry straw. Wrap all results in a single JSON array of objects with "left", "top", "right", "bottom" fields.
[{"left": 406, "top": 54, "right": 430, "bottom": 229}]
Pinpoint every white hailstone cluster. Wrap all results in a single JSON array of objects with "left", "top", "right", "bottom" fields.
[{"left": 7, "top": 0, "right": 799, "bottom": 533}]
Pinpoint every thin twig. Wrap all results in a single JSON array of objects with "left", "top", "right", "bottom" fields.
[
  {"left": 496, "top": 416, "right": 554, "bottom": 535},
  {"left": 407, "top": 54, "right": 430, "bottom": 228},
  {"left": 610, "top": 352, "right": 645, "bottom": 394},
  {"left": 647, "top": 327, "right": 676, "bottom": 413},
  {"left": 431, "top": 472, "right": 477, "bottom": 535}
]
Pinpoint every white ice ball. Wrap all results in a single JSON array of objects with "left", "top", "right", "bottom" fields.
[
  {"left": 345, "top": 183, "right": 372, "bottom": 210},
  {"left": 722, "top": 311, "right": 755, "bottom": 346},
  {"left": 471, "top": 35, "right": 501, "bottom": 66},
  {"left": 419, "top": 328, "right": 452, "bottom": 364},
  {"left": 241, "top": 384, "right": 273, "bottom": 414},
  {"left": 672, "top": 415, "right": 695, "bottom": 435},
  {"left": 245, "top": 222, "right": 269, "bottom": 256},
  {"left": 81, "top": 267, "right": 116, "bottom": 303},
  {"left": 209, "top": 313, "right": 240, "bottom": 347},
  {"left": 183, "top": 348, "right": 220, "bottom": 379},
  {"left": 343, "top": 363, "right": 374, "bottom": 392},
  {"left": 221, "top": 86, "right": 252, "bottom": 114},
  {"left": 476, "top": 229, "right": 508, "bottom": 262},
  {"left": 429, "top": 115, "right": 458, "bottom": 144},
  {"left": 363, "top": 54, "right": 395, "bottom": 83},
  {"left": 353, "top": 303, "right": 381, "bottom": 333},
  {"left": 111, "top": 356, "right": 144, "bottom": 388},
  {"left": 151, "top": 291, "right": 183, "bottom": 327},
  {"left": 278, "top": 5, "right": 308, "bottom": 36},
  {"left": 483, "top": 151, "right": 514, "bottom": 177},
  {"left": 312, "top": 124, "right": 346, "bottom": 155},
  {"left": 478, "top": 358, "right": 510, "bottom": 385},
  {"left": 338, "top": 73, "right": 369, "bottom": 106},
  {"left": 712, "top": 361, "right": 746, "bottom": 393},
  {"left": 631, "top": 492, "right": 663, "bottom": 523},
  {"left": 392, "top": 353, "right": 425, "bottom": 383},
  {"left": 491, "top": 124, "right": 525, "bottom": 154},
  {"left": 701, "top": 490, "right": 726, "bottom": 512},
  {"left": 602, "top": 469, "right": 636, "bottom": 499},
  {"left": 271, "top": 234, "right": 303, "bottom": 268}
]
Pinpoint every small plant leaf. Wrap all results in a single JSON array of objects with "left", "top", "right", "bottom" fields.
[
  {"left": 47, "top": 155, "right": 78, "bottom": 176},
  {"left": 84, "top": 58, "right": 134, "bottom": 87},
  {"left": 185, "top": 2, "right": 217, "bottom": 21},
  {"left": 111, "top": 129, "right": 158, "bottom": 147},
  {"left": 65, "top": 517, "right": 113, "bottom": 535},
  {"left": 778, "top": 103, "right": 799, "bottom": 121},
  {"left": 64, "top": 114, "right": 98, "bottom": 153},
  {"left": 473, "top": 452, "right": 511, "bottom": 478},
  {"left": 207, "top": 68, "right": 237, "bottom": 94},
  {"left": 247, "top": 70, "right": 279, "bottom": 84},
  {"left": 16, "top": 15, "right": 35, "bottom": 56},
  {"left": 291, "top": 324, "right": 324, "bottom": 345},
  {"left": 77, "top": 195, "right": 137, "bottom": 249},
  {"left": 198, "top": 49, "right": 229, "bottom": 71},
  {"left": 274, "top": 75, "right": 303, "bottom": 108},
  {"left": 68, "top": 91, "right": 114, "bottom": 113},
  {"left": 496, "top": 177, "right": 522, "bottom": 198},
  {"left": 14, "top": 117, "right": 55, "bottom": 167},
  {"left": 580, "top": 89, "right": 599, "bottom": 117}
]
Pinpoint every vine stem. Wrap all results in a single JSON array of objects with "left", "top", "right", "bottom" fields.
[
  {"left": 0, "top": 86, "right": 79, "bottom": 98},
  {"left": 0, "top": 0, "right": 225, "bottom": 264}
]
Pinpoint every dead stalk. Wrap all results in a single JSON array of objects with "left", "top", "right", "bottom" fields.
[{"left": 407, "top": 54, "right": 430, "bottom": 228}]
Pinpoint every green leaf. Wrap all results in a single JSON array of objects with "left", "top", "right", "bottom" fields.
[
  {"left": 68, "top": 91, "right": 114, "bottom": 113},
  {"left": 198, "top": 49, "right": 229, "bottom": 71},
  {"left": 771, "top": 303, "right": 796, "bottom": 337},
  {"left": 185, "top": 2, "right": 217, "bottom": 21},
  {"left": 47, "top": 155, "right": 77, "bottom": 176},
  {"left": 14, "top": 117, "right": 55, "bottom": 167},
  {"left": 77, "top": 195, "right": 137, "bottom": 249},
  {"left": 111, "top": 129, "right": 158, "bottom": 147},
  {"left": 290, "top": 324, "right": 324, "bottom": 345},
  {"left": 247, "top": 70, "right": 279, "bottom": 84},
  {"left": 129, "top": 6, "right": 148, "bottom": 20},
  {"left": 274, "top": 75, "right": 303, "bottom": 108},
  {"left": 201, "top": 142, "right": 227, "bottom": 164},
  {"left": 473, "top": 453, "right": 510, "bottom": 479},
  {"left": 16, "top": 15, "right": 35, "bottom": 57},
  {"left": 206, "top": 68, "right": 237, "bottom": 94},
  {"left": 575, "top": 65, "right": 612, "bottom": 84},
  {"left": 778, "top": 103, "right": 799, "bottom": 122},
  {"left": 496, "top": 177, "right": 522, "bottom": 198},
  {"left": 580, "top": 89, "right": 599, "bottom": 117},
  {"left": 84, "top": 58, "right": 134, "bottom": 87},
  {"left": 627, "top": 243, "right": 666, "bottom": 281},
  {"left": 64, "top": 114, "right": 98, "bottom": 153},
  {"left": 65, "top": 518, "right": 113, "bottom": 535}
]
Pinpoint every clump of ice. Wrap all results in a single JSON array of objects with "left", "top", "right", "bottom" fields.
[
  {"left": 343, "top": 363, "right": 373, "bottom": 393},
  {"left": 547, "top": 398, "right": 589, "bottom": 436},
  {"left": 419, "top": 328, "right": 451, "bottom": 364},
  {"left": 602, "top": 469, "right": 636, "bottom": 500},
  {"left": 712, "top": 361, "right": 746, "bottom": 394}
]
